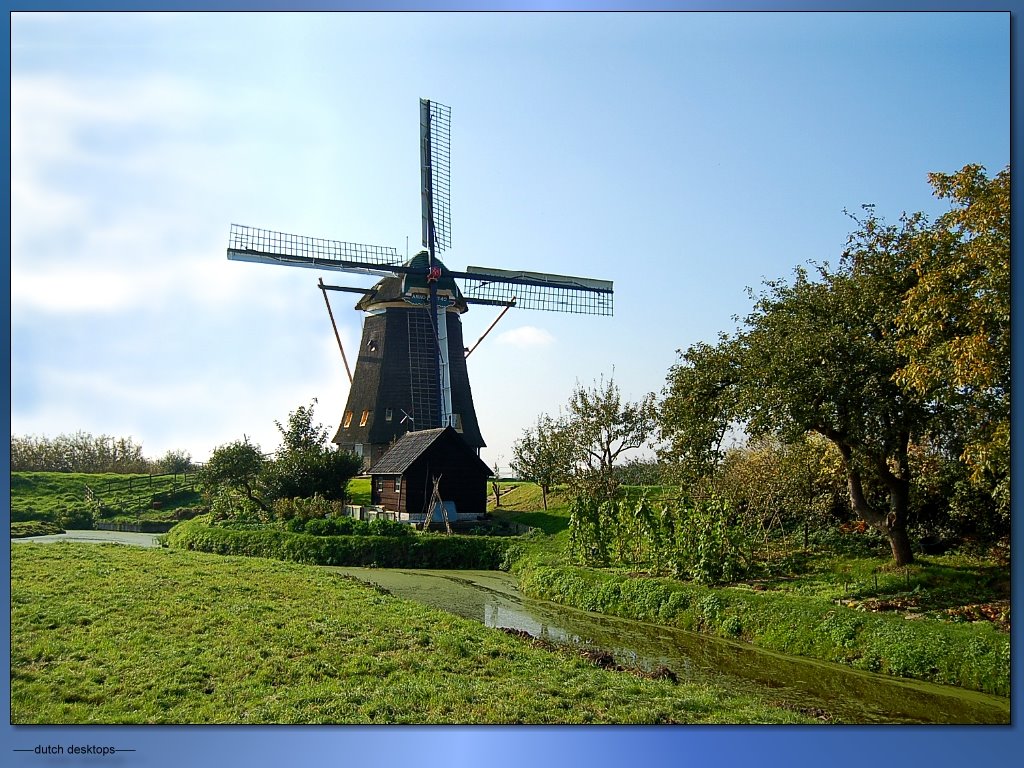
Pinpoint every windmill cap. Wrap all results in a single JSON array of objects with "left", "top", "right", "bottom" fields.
[{"left": 355, "top": 251, "right": 468, "bottom": 312}]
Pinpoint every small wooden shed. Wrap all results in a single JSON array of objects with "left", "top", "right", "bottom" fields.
[{"left": 368, "top": 426, "right": 493, "bottom": 522}]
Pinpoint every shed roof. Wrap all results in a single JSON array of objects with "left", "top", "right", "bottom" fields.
[{"left": 369, "top": 426, "right": 492, "bottom": 476}]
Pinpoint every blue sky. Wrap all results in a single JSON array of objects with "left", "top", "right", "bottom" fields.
[{"left": 10, "top": 11, "right": 1009, "bottom": 468}]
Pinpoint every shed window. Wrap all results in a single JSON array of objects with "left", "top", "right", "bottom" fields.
[
  {"left": 375, "top": 477, "right": 384, "bottom": 495},
  {"left": 394, "top": 476, "right": 402, "bottom": 493},
  {"left": 343, "top": 411, "right": 353, "bottom": 428},
  {"left": 360, "top": 410, "right": 369, "bottom": 427}
]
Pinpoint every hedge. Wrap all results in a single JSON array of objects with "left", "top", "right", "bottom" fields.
[{"left": 164, "top": 518, "right": 517, "bottom": 570}]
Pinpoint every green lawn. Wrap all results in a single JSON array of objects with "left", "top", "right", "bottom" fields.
[
  {"left": 348, "top": 476, "right": 372, "bottom": 505},
  {"left": 10, "top": 542, "right": 815, "bottom": 725}
]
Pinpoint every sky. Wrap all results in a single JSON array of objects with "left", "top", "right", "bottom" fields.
[{"left": 9, "top": 11, "right": 1009, "bottom": 470}]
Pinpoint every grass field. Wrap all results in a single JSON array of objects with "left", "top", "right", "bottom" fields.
[{"left": 10, "top": 542, "right": 814, "bottom": 725}]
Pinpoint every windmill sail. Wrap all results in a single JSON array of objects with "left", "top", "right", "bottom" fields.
[
  {"left": 227, "top": 224, "right": 401, "bottom": 277},
  {"left": 420, "top": 99, "right": 455, "bottom": 431},
  {"left": 420, "top": 99, "right": 452, "bottom": 253},
  {"left": 458, "top": 265, "right": 614, "bottom": 316}
]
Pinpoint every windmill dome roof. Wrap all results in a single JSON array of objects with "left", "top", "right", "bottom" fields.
[{"left": 355, "top": 251, "right": 468, "bottom": 313}]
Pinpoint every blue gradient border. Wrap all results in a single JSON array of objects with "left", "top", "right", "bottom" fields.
[{"left": 3, "top": 2, "right": 1018, "bottom": 767}]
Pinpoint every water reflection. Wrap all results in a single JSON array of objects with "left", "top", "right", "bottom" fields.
[{"left": 332, "top": 567, "right": 1009, "bottom": 725}]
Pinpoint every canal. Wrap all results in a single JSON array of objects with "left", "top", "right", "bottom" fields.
[{"left": 332, "top": 567, "right": 1010, "bottom": 725}]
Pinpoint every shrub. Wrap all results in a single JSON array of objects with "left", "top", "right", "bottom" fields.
[
  {"left": 366, "top": 518, "right": 410, "bottom": 537},
  {"left": 209, "top": 487, "right": 269, "bottom": 524},
  {"left": 261, "top": 402, "right": 363, "bottom": 503},
  {"left": 156, "top": 449, "right": 194, "bottom": 474},
  {"left": 272, "top": 495, "right": 343, "bottom": 524},
  {"left": 56, "top": 505, "right": 94, "bottom": 530},
  {"left": 301, "top": 517, "right": 355, "bottom": 536},
  {"left": 263, "top": 448, "right": 362, "bottom": 502}
]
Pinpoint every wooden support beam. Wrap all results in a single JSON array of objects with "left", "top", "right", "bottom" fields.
[
  {"left": 465, "top": 298, "right": 516, "bottom": 358},
  {"left": 318, "top": 278, "right": 353, "bottom": 384}
]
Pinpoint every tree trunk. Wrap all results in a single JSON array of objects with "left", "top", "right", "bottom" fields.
[
  {"left": 541, "top": 484, "right": 549, "bottom": 510},
  {"left": 886, "top": 524, "right": 915, "bottom": 566},
  {"left": 834, "top": 440, "right": 915, "bottom": 566},
  {"left": 882, "top": 474, "right": 915, "bottom": 566}
]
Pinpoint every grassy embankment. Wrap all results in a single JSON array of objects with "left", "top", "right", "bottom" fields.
[
  {"left": 10, "top": 542, "right": 815, "bottom": 724},
  {"left": 11, "top": 520, "right": 65, "bottom": 538},
  {"left": 488, "top": 483, "right": 1011, "bottom": 697},
  {"left": 11, "top": 471, "right": 203, "bottom": 531}
]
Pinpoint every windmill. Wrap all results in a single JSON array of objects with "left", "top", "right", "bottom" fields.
[{"left": 227, "top": 99, "right": 613, "bottom": 468}]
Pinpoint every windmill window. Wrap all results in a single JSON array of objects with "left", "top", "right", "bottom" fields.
[
  {"left": 360, "top": 410, "right": 369, "bottom": 427},
  {"left": 452, "top": 413, "right": 463, "bottom": 432},
  {"left": 367, "top": 339, "right": 378, "bottom": 352},
  {"left": 385, "top": 408, "right": 393, "bottom": 422},
  {"left": 343, "top": 411, "right": 354, "bottom": 429}
]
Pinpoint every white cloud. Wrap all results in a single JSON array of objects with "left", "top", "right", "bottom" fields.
[
  {"left": 9, "top": 67, "right": 352, "bottom": 322},
  {"left": 11, "top": 267, "right": 149, "bottom": 314},
  {"left": 495, "top": 325, "right": 556, "bottom": 349}
]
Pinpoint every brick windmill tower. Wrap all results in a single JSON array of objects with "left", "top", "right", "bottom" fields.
[{"left": 227, "top": 99, "right": 613, "bottom": 468}]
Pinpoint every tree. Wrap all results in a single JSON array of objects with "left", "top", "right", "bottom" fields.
[
  {"left": 894, "top": 164, "right": 1010, "bottom": 519},
  {"left": 663, "top": 209, "right": 931, "bottom": 565},
  {"left": 658, "top": 337, "right": 741, "bottom": 486},
  {"left": 199, "top": 438, "right": 268, "bottom": 512},
  {"left": 157, "top": 449, "right": 194, "bottom": 474},
  {"left": 10, "top": 432, "right": 151, "bottom": 473},
  {"left": 510, "top": 415, "right": 576, "bottom": 509},
  {"left": 562, "top": 375, "right": 658, "bottom": 500},
  {"left": 274, "top": 400, "right": 331, "bottom": 454},
  {"left": 263, "top": 401, "right": 362, "bottom": 503}
]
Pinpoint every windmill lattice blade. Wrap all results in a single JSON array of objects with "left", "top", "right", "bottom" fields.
[
  {"left": 227, "top": 224, "right": 401, "bottom": 275},
  {"left": 459, "top": 265, "right": 614, "bottom": 316},
  {"left": 420, "top": 100, "right": 452, "bottom": 252}
]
